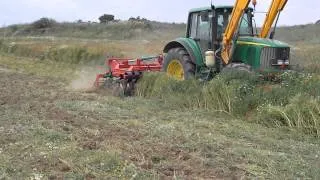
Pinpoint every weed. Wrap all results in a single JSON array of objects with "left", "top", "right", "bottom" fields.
[{"left": 137, "top": 70, "right": 320, "bottom": 136}]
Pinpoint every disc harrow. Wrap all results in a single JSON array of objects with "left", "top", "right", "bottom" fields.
[{"left": 94, "top": 56, "right": 163, "bottom": 96}]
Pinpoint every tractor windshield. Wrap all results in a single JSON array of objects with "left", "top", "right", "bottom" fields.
[
  {"left": 239, "top": 11, "right": 253, "bottom": 36},
  {"left": 217, "top": 8, "right": 253, "bottom": 38}
]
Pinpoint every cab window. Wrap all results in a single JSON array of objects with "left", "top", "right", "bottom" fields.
[
  {"left": 189, "top": 13, "right": 198, "bottom": 38},
  {"left": 198, "top": 11, "right": 211, "bottom": 40},
  {"left": 189, "top": 11, "right": 212, "bottom": 40}
]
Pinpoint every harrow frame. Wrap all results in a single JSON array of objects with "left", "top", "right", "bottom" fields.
[{"left": 94, "top": 55, "right": 163, "bottom": 96}]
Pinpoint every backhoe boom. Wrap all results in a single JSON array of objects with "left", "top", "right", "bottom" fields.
[
  {"left": 260, "top": 0, "right": 288, "bottom": 38},
  {"left": 221, "top": 0, "right": 251, "bottom": 65}
]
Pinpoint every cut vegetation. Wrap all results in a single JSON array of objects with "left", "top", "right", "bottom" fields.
[{"left": 0, "top": 20, "right": 320, "bottom": 179}]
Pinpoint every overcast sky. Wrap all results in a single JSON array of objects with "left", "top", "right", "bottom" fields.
[{"left": 0, "top": 0, "right": 319, "bottom": 26}]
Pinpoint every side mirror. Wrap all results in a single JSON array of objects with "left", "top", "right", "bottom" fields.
[
  {"left": 270, "top": 31, "right": 275, "bottom": 39},
  {"left": 251, "top": 11, "right": 255, "bottom": 18}
]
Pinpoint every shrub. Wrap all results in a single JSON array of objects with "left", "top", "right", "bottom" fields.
[
  {"left": 99, "top": 14, "right": 115, "bottom": 24},
  {"left": 8, "top": 25, "right": 19, "bottom": 32},
  {"left": 31, "top": 17, "right": 57, "bottom": 30}
]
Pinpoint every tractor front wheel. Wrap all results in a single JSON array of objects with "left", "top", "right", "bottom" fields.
[{"left": 162, "top": 47, "right": 195, "bottom": 80}]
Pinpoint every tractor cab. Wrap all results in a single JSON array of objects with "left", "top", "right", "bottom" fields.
[{"left": 187, "top": 6, "right": 255, "bottom": 59}]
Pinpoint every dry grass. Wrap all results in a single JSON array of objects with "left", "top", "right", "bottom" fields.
[
  {"left": 276, "top": 24, "right": 320, "bottom": 44},
  {"left": 290, "top": 43, "right": 320, "bottom": 73},
  {"left": 0, "top": 36, "right": 168, "bottom": 66}
]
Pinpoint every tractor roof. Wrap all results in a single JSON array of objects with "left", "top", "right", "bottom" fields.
[{"left": 189, "top": 6, "right": 253, "bottom": 13}]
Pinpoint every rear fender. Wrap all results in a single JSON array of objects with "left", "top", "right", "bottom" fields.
[{"left": 163, "top": 38, "right": 204, "bottom": 66}]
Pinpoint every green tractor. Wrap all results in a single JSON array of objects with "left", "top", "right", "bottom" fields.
[{"left": 162, "top": 0, "right": 290, "bottom": 80}]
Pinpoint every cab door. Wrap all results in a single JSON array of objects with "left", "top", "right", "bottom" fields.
[{"left": 188, "top": 11, "right": 213, "bottom": 59}]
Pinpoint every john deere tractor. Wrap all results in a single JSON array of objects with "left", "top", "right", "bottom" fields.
[{"left": 162, "top": 0, "right": 290, "bottom": 80}]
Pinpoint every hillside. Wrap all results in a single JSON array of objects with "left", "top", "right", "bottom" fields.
[
  {"left": 0, "top": 20, "right": 185, "bottom": 41},
  {"left": 276, "top": 24, "right": 320, "bottom": 44},
  {"left": 1, "top": 20, "right": 319, "bottom": 69},
  {"left": 1, "top": 19, "right": 320, "bottom": 43}
]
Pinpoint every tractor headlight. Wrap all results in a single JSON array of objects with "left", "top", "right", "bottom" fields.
[
  {"left": 284, "top": 60, "right": 290, "bottom": 65},
  {"left": 277, "top": 60, "right": 284, "bottom": 65},
  {"left": 272, "top": 59, "right": 290, "bottom": 66}
]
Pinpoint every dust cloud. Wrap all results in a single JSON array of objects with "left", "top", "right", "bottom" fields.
[{"left": 69, "top": 67, "right": 103, "bottom": 91}]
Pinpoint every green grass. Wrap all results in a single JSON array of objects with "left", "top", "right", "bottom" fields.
[
  {"left": 137, "top": 71, "right": 320, "bottom": 136},
  {"left": 0, "top": 54, "right": 76, "bottom": 80}
]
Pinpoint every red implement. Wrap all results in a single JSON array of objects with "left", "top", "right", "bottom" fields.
[{"left": 95, "top": 55, "right": 163, "bottom": 88}]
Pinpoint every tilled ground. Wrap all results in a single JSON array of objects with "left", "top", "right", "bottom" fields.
[
  {"left": 1, "top": 69, "right": 320, "bottom": 179},
  {"left": 0, "top": 70, "right": 225, "bottom": 179}
]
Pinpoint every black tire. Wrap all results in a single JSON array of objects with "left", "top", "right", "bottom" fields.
[
  {"left": 103, "top": 78, "right": 113, "bottom": 89},
  {"left": 221, "top": 63, "right": 252, "bottom": 73},
  {"left": 221, "top": 63, "right": 255, "bottom": 81},
  {"left": 112, "top": 80, "right": 126, "bottom": 97},
  {"left": 162, "top": 47, "right": 196, "bottom": 80},
  {"left": 125, "top": 80, "right": 135, "bottom": 96}
]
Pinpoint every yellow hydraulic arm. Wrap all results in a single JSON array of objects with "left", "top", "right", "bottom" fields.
[
  {"left": 221, "top": 0, "right": 251, "bottom": 65},
  {"left": 260, "top": 0, "right": 288, "bottom": 38}
]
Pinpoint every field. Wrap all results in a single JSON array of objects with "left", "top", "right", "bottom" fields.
[{"left": 0, "top": 21, "right": 320, "bottom": 179}]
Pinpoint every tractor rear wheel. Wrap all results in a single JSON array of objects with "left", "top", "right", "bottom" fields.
[{"left": 162, "top": 47, "right": 196, "bottom": 80}]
